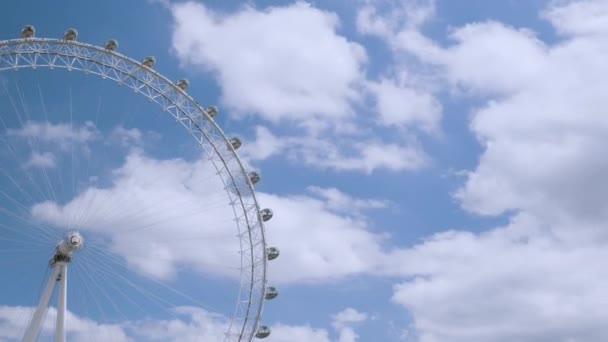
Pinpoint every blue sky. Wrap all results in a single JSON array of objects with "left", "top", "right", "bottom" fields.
[{"left": 2, "top": 0, "right": 608, "bottom": 341}]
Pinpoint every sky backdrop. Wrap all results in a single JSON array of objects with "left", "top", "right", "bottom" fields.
[{"left": 2, "top": 0, "right": 608, "bottom": 341}]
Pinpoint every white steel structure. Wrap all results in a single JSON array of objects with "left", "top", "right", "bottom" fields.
[{"left": 0, "top": 26, "right": 278, "bottom": 341}]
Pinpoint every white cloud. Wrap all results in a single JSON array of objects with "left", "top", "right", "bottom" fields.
[
  {"left": 0, "top": 306, "right": 131, "bottom": 342},
  {"left": 171, "top": 1, "right": 440, "bottom": 174},
  {"left": 259, "top": 190, "right": 394, "bottom": 283},
  {"left": 239, "top": 126, "right": 285, "bottom": 161},
  {"left": 267, "top": 308, "right": 368, "bottom": 342},
  {"left": 0, "top": 304, "right": 346, "bottom": 342},
  {"left": 331, "top": 308, "right": 368, "bottom": 342},
  {"left": 448, "top": 6, "right": 608, "bottom": 222},
  {"left": 126, "top": 306, "right": 229, "bottom": 341},
  {"left": 337, "top": 328, "right": 359, "bottom": 342},
  {"left": 542, "top": 0, "right": 608, "bottom": 36},
  {"left": 357, "top": 0, "right": 439, "bottom": 55},
  {"left": 387, "top": 213, "right": 608, "bottom": 342},
  {"left": 332, "top": 308, "right": 368, "bottom": 330},
  {"left": 358, "top": 0, "right": 608, "bottom": 224},
  {"left": 24, "top": 151, "right": 56, "bottom": 168},
  {"left": 269, "top": 324, "right": 331, "bottom": 342},
  {"left": 7, "top": 121, "right": 99, "bottom": 151},
  {"left": 307, "top": 186, "right": 389, "bottom": 214},
  {"left": 291, "top": 138, "right": 425, "bottom": 173},
  {"left": 109, "top": 126, "right": 143, "bottom": 148},
  {"left": 358, "top": 0, "right": 608, "bottom": 340},
  {"left": 31, "top": 151, "right": 240, "bottom": 280},
  {"left": 171, "top": 2, "right": 366, "bottom": 124},
  {"left": 359, "top": 1, "right": 546, "bottom": 96},
  {"left": 443, "top": 22, "right": 546, "bottom": 95},
  {"left": 242, "top": 126, "right": 428, "bottom": 173},
  {"left": 27, "top": 149, "right": 402, "bottom": 284},
  {"left": 357, "top": 1, "right": 443, "bottom": 133},
  {"left": 341, "top": 142, "right": 427, "bottom": 173},
  {"left": 367, "top": 78, "right": 441, "bottom": 132},
  {"left": 108, "top": 126, "right": 162, "bottom": 150},
  {"left": 357, "top": 0, "right": 436, "bottom": 35}
]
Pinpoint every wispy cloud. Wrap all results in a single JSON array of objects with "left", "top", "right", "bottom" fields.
[{"left": 24, "top": 151, "right": 56, "bottom": 169}]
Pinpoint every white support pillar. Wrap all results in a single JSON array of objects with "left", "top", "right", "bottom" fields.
[
  {"left": 23, "top": 266, "right": 61, "bottom": 342},
  {"left": 23, "top": 232, "right": 81, "bottom": 342},
  {"left": 55, "top": 263, "right": 67, "bottom": 342}
]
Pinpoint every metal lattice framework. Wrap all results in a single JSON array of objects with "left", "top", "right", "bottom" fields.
[{"left": 0, "top": 31, "right": 276, "bottom": 341}]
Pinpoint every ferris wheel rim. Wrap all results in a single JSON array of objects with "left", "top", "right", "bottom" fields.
[{"left": 0, "top": 33, "right": 274, "bottom": 341}]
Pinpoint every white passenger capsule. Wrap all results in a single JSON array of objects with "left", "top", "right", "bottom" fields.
[
  {"left": 63, "top": 28, "right": 78, "bottom": 41},
  {"left": 105, "top": 39, "right": 118, "bottom": 51},
  {"left": 266, "top": 247, "right": 279, "bottom": 261},
  {"left": 264, "top": 287, "right": 279, "bottom": 300},
  {"left": 176, "top": 79, "right": 189, "bottom": 90},
  {"left": 205, "top": 106, "right": 218, "bottom": 118},
  {"left": 249, "top": 172, "right": 260, "bottom": 185},
  {"left": 260, "top": 208, "right": 273, "bottom": 222},
  {"left": 228, "top": 137, "right": 242, "bottom": 150},
  {"left": 255, "top": 326, "right": 271, "bottom": 339},
  {"left": 21, "top": 25, "right": 35, "bottom": 38},
  {"left": 142, "top": 56, "right": 155, "bottom": 68}
]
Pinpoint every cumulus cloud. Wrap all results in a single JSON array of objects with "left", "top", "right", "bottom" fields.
[
  {"left": 387, "top": 213, "right": 608, "bottom": 342},
  {"left": 171, "top": 1, "right": 366, "bottom": 123},
  {"left": 441, "top": 4, "right": 608, "bottom": 224},
  {"left": 269, "top": 324, "right": 331, "bottom": 342},
  {"left": 259, "top": 190, "right": 393, "bottom": 283},
  {"left": 30, "top": 151, "right": 240, "bottom": 280},
  {"left": 242, "top": 126, "right": 428, "bottom": 173},
  {"left": 27, "top": 147, "right": 402, "bottom": 284},
  {"left": 359, "top": 0, "right": 608, "bottom": 340},
  {"left": 307, "top": 186, "right": 389, "bottom": 214},
  {"left": 170, "top": 1, "right": 440, "bottom": 174},
  {"left": 7, "top": 121, "right": 99, "bottom": 151},
  {"left": 292, "top": 138, "right": 428, "bottom": 174},
  {"left": 357, "top": 0, "right": 436, "bottom": 36},
  {"left": 4, "top": 121, "right": 100, "bottom": 171},
  {"left": 359, "top": 0, "right": 547, "bottom": 96},
  {"left": 125, "top": 306, "right": 229, "bottom": 341},
  {"left": 267, "top": 308, "right": 368, "bottom": 342},
  {"left": 332, "top": 308, "right": 368, "bottom": 330},
  {"left": 1, "top": 304, "right": 342, "bottom": 341},
  {"left": 24, "top": 151, "right": 56, "bottom": 168},
  {"left": 542, "top": 0, "right": 608, "bottom": 36},
  {"left": 0, "top": 305, "right": 130, "bottom": 342},
  {"left": 331, "top": 308, "right": 368, "bottom": 342},
  {"left": 109, "top": 126, "right": 143, "bottom": 148},
  {"left": 367, "top": 78, "right": 441, "bottom": 132},
  {"left": 238, "top": 126, "right": 284, "bottom": 161},
  {"left": 1, "top": 304, "right": 360, "bottom": 342}
]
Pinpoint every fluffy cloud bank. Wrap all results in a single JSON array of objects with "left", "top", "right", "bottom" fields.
[
  {"left": 27, "top": 147, "right": 404, "bottom": 285},
  {"left": 171, "top": 1, "right": 440, "bottom": 173},
  {"left": 1, "top": 305, "right": 360, "bottom": 342},
  {"left": 171, "top": 1, "right": 365, "bottom": 123},
  {"left": 358, "top": 0, "right": 608, "bottom": 341}
]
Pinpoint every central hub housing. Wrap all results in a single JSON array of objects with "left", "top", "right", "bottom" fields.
[{"left": 56, "top": 232, "right": 83, "bottom": 256}]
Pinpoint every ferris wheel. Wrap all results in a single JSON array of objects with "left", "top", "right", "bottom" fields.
[{"left": 0, "top": 25, "right": 279, "bottom": 341}]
